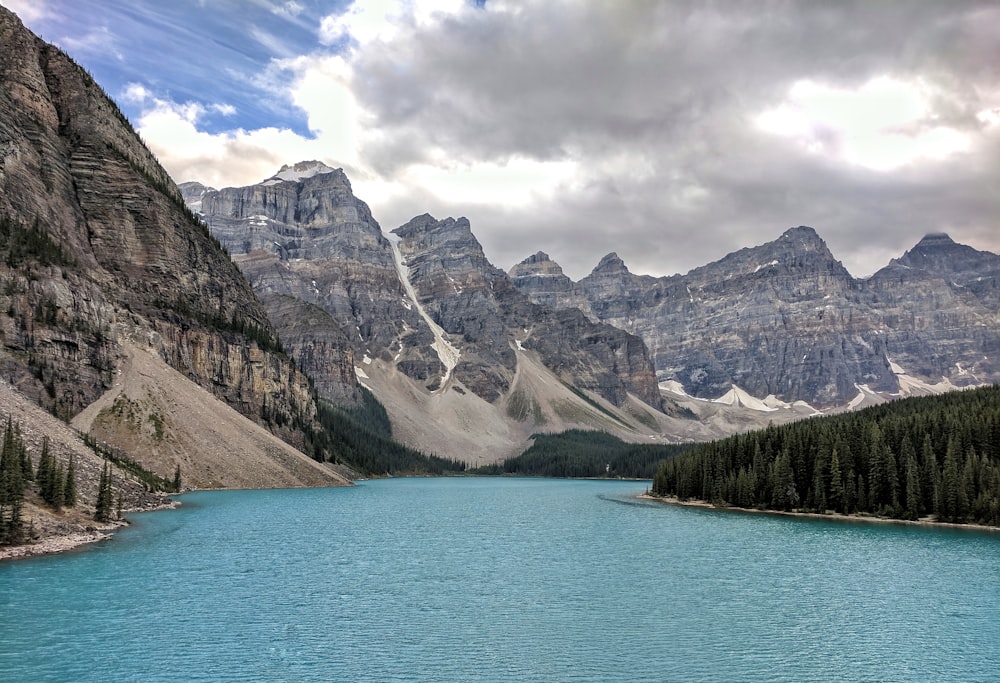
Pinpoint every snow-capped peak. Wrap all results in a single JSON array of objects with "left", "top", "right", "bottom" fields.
[{"left": 261, "top": 160, "right": 338, "bottom": 185}]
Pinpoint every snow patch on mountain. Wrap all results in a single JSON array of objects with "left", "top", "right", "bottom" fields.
[
  {"left": 389, "top": 237, "right": 460, "bottom": 391},
  {"left": 261, "top": 161, "right": 337, "bottom": 186}
]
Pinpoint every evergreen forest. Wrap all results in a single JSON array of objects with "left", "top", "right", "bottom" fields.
[
  {"left": 476, "top": 430, "right": 694, "bottom": 479},
  {"left": 305, "top": 389, "right": 466, "bottom": 476},
  {"left": 0, "top": 417, "right": 79, "bottom": 545},
  {"left": 652, "top": 385, "right": 1000, "bottom": 526}
]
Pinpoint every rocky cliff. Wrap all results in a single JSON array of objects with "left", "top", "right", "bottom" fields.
[
  {"left": 186, "top": 167, "right": 669, "bottom": 462},
  {"left": 393, "top": 214, "right": 661, "bottom": 408},
  {"left": 180, "top": 161, "right": 441, "bottom": 406},
  {"left": 512, "top": 226, "right": 999, "bottom": 407},
  {"left": 0, "top": 8, "right": 342, "bottom": 486}
]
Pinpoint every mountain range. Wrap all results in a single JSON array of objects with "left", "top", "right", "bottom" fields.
[
  {"left": 1, "top": 2, "right": 998, "bottom": 545},
  {"left": 511, "top": 227, "right": 999, "bottom": 407},
  {"left": 182, "top": 162, "right": 999, "bottom": 462},
  {"left": 182, "top": 164, "right": 672, "bottom": 464}
]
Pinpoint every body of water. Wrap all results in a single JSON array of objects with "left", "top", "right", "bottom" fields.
[{"left": 1, "top": 477, "right": 998, "bottom": 681}]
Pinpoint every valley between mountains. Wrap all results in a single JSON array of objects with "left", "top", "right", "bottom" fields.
[{"left": 0, "top": 5, "right": 998, "bottom": 553}]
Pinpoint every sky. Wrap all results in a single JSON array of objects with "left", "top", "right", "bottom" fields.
[{"left": 4, "top": 0, "right": 999, "bottom": 280}]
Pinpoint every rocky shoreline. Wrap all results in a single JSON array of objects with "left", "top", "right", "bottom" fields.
[
  {"left": 639, "top": 494, "right": 1000, "bottom": 533},
  {"left": 0, "top": 499, "right": 180, "bottom": 562}
]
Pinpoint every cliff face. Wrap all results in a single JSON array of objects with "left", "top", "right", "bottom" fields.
[
  {"left": 181, "top": 162, "right": 442, "bottom": 405},
  {"left": 187, "top": 169, "right": 667, "bottom": 461},
  {"left": 864, "top": 234, "right": 999, "bottom": 383},
  {"left": 393, "top": 215, "right": 661, "bottom": 407},
  {"left": 0, "top": 7, "right": 320, "bottom": 451},
  {"left": 513, "top": 226, "right": 1000, "bottom": 407}
]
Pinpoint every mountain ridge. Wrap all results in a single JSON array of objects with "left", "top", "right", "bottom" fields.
[{"left": 512, "top": 226, "right": 998, "bottom": 407}]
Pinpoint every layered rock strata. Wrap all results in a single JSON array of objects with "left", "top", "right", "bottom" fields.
[{"left": 0, "top": 7, "right": 322, "bottom": 455}]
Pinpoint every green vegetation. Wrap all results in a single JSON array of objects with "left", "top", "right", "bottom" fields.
[
  {"left": 474, "top": 430, "right": 694, "bottom": 479},
  {"left": 93, "top": 462, "right": 114, "bottom": 523},
  {"left": 563, "top": 383, "right": 631, "bottom": 428},
  {"left": 302, "top": 396, "right": 466, "bottom": 476},
  {"left": 0, "top": 418, "right": 28, "bottom": 544},
  {"left": 652, "top": 385, "right": 1000, "bottom": 526},
  {"left": 0, "top": 215, "right": 77, "bottom": 269},
  {"left": 506, "top": 389, "right": 545, "bottom": 424},
  {"left": 0, "top": 418, "right": 82, "bottom": 544},
  {"left": 82, "top": 433, "right": 176, "bottom": 493}
]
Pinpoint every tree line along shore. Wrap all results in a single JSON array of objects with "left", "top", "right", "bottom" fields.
[{"left": 652, "top": 385, "right": 1000, "bottom": 527}]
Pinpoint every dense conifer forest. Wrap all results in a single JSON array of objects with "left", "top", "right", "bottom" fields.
[
  {"left": 305, "top": 390, "right": 466, "bottom": 476},
  {"left": 474, "top": 430, "right": 694, "bottom": 479},
  {"left": 652, "top": 386, "right": 1000, "bottom": 526}
]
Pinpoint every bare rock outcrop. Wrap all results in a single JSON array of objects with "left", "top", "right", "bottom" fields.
[{"left": 0, "top": 7, "right": 327, "bottom": 465}]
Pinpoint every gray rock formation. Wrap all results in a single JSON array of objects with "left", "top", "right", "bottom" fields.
[
  {"left": 188, "top": 163, "right": 664, "bottom": 412},
  {"left": 181, "top": 162, "right": 443, "bottom": 403},
  {"left": 393, "top": 215, "right": 661, "bottom": 407},
  {"left": 513, "top": 226, "right": 1000, "bottom": 407},
  {"left": 0, "top": 6, "right": 320, "bottom": 451}
]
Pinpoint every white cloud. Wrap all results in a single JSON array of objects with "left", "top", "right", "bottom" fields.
[
  {"left": 132, "top": 96, "right": 316, "bottom": 187},
  {"left": 117, "top": 0, "right": 999, "bottom": 277},
  {"left": 319, "top": 0, "right": 468, "bottom": 47},
  {"left": 272, "top": 1, "right": 304, "bottom": 19},
  {"left": 121, "top": 82, "right": 151, "bottom": 105},
  {"left": 1, "top": 0, "right": 49, "bottom": 22},
  {"left": 756, "top": 77, "right": 971, "bottom": 171},
  {"left": 60, "top": 24, "right": 124, "bottom": 60}
]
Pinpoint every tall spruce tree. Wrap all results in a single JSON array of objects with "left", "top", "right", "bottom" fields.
[
  {"left": 94, "top": 462, "right": 115, "bottom": 523},
  {"left": 0, "top": 417, "right": 26, "bottom": 544},
  {"left": 63, "top": 455, "right": 76, "bottom": 507}
]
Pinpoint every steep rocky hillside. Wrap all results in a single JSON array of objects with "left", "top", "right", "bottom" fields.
[{"left": 0, "top": 7, "right": 347, "bottom": 508}]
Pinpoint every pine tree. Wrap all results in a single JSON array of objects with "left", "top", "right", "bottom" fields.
[
  {"left": 94, "top": 462, "right": 115, "bottom": 523},
  {"left": 172, "top": 464, "right": 182, "bottom": 493},
  {"left": 49, "top": 462, "right": 64, "bottom": 510},
  {"left": 904, "top": 449, "right": 921, "bottom": 521},
  {"left": 63, "top": 455, "right": 76, "bottom": 507},
  {"left": 36, "top": 437, "right": 53, "bottom": 504},
  {"left": 940, "top": 436, "right": 965, "bottom": 522},
  {"left": 771, "top": 447, "right": 799, "bottom": 511},
  {"left": 0, "top": 417, "right": 26, "bottom": 544},
  {"left": 829, "top": 448, "right": 844, "bottom": 513}
]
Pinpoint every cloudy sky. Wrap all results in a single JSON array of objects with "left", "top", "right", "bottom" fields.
[{"left": 5, "top": 0, "right": 1000, "bottom": 279}]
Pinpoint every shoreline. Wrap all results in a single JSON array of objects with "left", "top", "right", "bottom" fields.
[
  {"left": 0, "top": 499, "right": 181, "bottom": 562},
  {"left": 638, "top": 494, "right": 1000, "bottom": 533}
]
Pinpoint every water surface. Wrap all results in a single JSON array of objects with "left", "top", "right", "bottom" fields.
[{"left": 1, "top": 477, "right": 998, "bottom": 681}]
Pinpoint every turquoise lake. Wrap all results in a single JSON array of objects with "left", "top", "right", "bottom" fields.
[{"left": 1, "top": 477, "right": 998, "bottom": 681}]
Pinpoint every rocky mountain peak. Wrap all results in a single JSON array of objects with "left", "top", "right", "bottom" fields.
[
  {"left": 889, "top": 232, "right": 1000, "bottom": 298},
  {"left": 509, "top": 252, "right": 567, "bottom": 279},
  {"left": 392, "top": 215, "right": 489, "bottom": 274},
  {"left": 178, "top": 181, "right": 215, "bottom": 212},
  {"left": 592, "top": 252, "right": 629, "bottom": 275},
  {"left": 261, "top": 160, "right": 342, "bottom": 186},
  {"left": 915, "top": 232, "right": 955, "bottom": 247},
  {"left": 780, "top": 225, "right": 821, "bottom": 241}
]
